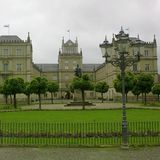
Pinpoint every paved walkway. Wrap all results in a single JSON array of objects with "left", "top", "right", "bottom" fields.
[
  {"left": 20, "top": 102, "right": 160, "bottom": 110},
  {"left": 0, "top": 147, "right": 160, "bottom": 160}
]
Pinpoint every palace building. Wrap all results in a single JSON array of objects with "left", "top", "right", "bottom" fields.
[{"left": 0, "top": 29, "right": 158, "bottom": 101}]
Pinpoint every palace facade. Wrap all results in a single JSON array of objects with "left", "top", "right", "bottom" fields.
[{"left": 0, "top": 29, "right": 158, "bottom": 101}]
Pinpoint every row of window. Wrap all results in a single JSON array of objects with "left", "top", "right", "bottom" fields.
[
  {"left": 3, "top": 63, "right": 22, "bottom": 72},
  {"left": 64, "top": 61, "right": 77, "bottom": 64},
  {"left": 132, "top": 50, "right": 150, "bottom": 57},
  {"left": 0, "top": 48, "right": 23, "bottom": 55},
  {"left": 133, "top": 64, "right": 150, "bottom": 71}
]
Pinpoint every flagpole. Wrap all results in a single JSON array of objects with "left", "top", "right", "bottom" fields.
[
  {"left": 67, "top": 30, "right": 70, "bottom": 39},
  {"left": 4, "top": 25, "right": 10, "bottom": 35}
]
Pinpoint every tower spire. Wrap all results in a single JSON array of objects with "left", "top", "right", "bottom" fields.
[
  {"left": 104, "top": 35, "right": 108, "bottom": 43},
  {"left": 105, "top": 35, "right": 107, "bottom": 41},
  {"left": 153, "top": 34, "right": 157, "bottom": 46},
  {"left": 27, "top": 32, "right": 31, "bottom": 42},
  {"left": 62, "top": 37, "right": 64, "bottom": 45},
  {"left": 121, "top": 26, "right": 123, "bottom": 32},
  {"left": 112, "top": 33, "right": 115, "bottom": 43},
  {"left": 75, "top": 37, "right": 78, "bottom": 43}
]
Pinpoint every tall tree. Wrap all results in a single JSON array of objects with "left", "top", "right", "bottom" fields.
[
  {"left": 71, "top": 74, "right": 94, "bottom": 110},
  {"left": 0, "top": 81, "right": 10, "bottom": 104},
  {"left": 24, "top": 82, "right": 32, "bottom": 105},
  {"left": 135, "top": 73, "right": 154, "bottom": 105},
  {"left": 7, "top": 78, "right": 25, "bottom": 108},
  {"left": 152, "top": 83, "right": 160, "bottom": 101},
  {"left": 95, "top": 82, "right": 109, "bottom": 103},
  {"left": 132, "top": 84, "right": 141, "bottom": 101},
  {"left": 30, "top": 77, "right": 48, "bottom": 109},
  {"left": 47, "top": 81, "right": 59, "bottom": 104},
  {"left": 113, "top": 72, "right": 135, "bottom": 102}
]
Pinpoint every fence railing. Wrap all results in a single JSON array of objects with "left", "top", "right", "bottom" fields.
[{"left": 0, "top": 121, "right": 160, "bottom": 147}]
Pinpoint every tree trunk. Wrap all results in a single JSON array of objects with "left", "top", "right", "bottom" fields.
[
  {"left": 81, "top": 90, "right": 85, "bottom": 110},
  {"left": 38, "top": 93, "right": 41, "bottom": 110},
  {"left": 27, "top": 94, "right": 30, "bottom": 105},
  {"left": 142, "top": 93, "right": 144, "bottom": 103},
  {"left": 51, "top": 92, "right": 53, "bottom": 104},
  {"left": 5, "top": 95, "right": 8, "bottom": 104},
  {"left": 10, "top": 94, "right": 12, "bottom": 104},
  {"left": 144, "top": 92, "right": 147, "bottom": 105},
  {"left": 136, "top": 95, "right": 139, "bottom": 102},
  {"left": 101, "top": 92, "right": 103, "bottom": 103},
  {"left": 158, "top": 94, "right": 159, "bottom": 102},
  {"left": 13, "top": 94, "right": 17, "bottom": 109}
]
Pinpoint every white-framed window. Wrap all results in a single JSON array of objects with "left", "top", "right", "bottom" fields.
[
  {"left": 144, "top": 50, "right": 149, "bottom": 57},
  {"left": 145, "top": 64, "right": 150, "bottom": 71},
  {"left": 65, "top": 75, "right": 69, "bottom": 80},
  {"left": 65, "top": 66, "right": 69, "bottom": 70},
  {"left": 53, "top": 76, "right": 57, "bottom": 80},
  {"left": 65, "top": 61, "right": 68, "bottom": 64},
  {"left": 3, "top": 48, "right": 9, "bottom": 55},
  {"left": 133, "top": 64, "right": 138, "bottom": 72},
  {"left": 73, "top": 61, "right": 77, "bottom": 64},
  {"left": 16, "top": 64, "right": 22, "bottom": 71},
  {"left": 16, "top": 48, "right": 22, "bottom": 55},
  {"left": 3, "top": 63, "right": 9, "bottom": 72}
]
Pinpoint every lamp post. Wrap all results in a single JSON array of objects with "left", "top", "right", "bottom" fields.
[{"left": 100, "top": 28, "right": 141, "bottom": 147}]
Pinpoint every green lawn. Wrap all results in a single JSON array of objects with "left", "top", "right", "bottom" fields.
[
  {"left": 0, "top": 109, "right": 160, "bottom": 122},
  {"left": 0, "top": 109, "right": 160, "bottom": 147}
]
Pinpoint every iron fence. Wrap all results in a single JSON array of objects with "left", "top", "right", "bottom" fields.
[{"left": 0, "top": 121, "right": 160, "bottom": 146}]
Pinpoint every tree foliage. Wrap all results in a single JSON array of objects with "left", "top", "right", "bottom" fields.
[
  {"left": 6, "top": 78, "right": 25, "bottom": 108},
  {"left": 30, "top": 77, "right": 48, "bottom": 109},
  {"left": 0, "top": 80, "right": 11, "bottom": 104},
  {"left": 95, "top": 82, "right": 109, "bottom": 103},
  {"left": 71, "top": 74, "right": 94, "bottom": 110},
  {"left": 135, "top": 73, "right": 154, "bottom": 104},
  {"left": 152, "top": 83, "right": 160, "bottom": 101},
  {"left": 132, "top": 84, "right": 141, "bottom": 101},
  {"left": 47, "top": 81, "right": 59, "bottom": 104},
  {"left": 24, "top": 82, "right": 32, "bottom": 105},
  {"left": 113, "top": 72, "right": 135, "bottom": 101}
]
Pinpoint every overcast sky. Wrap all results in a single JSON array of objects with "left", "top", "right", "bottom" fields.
[{"left": 0, "top": 0, "right": 160, "bottom": 70}]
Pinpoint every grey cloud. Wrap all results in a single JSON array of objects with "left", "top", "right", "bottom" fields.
[{"left": 0, "top": 0, "right": 159, "bottom": 71}]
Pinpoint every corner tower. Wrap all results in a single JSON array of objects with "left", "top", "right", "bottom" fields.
[
  {"left": 58, "top": 37, "right": 82, "bottom": 98},
  {"left": 0, "top": 33, "right": 33, "bottom": 82}
]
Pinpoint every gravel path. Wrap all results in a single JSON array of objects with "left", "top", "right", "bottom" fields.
[
  {"left": 20, "top": 102, "right": 160, "bottom": 110},
  {"left": 0, "top": 147, "right": 160, "bottom": 160}
]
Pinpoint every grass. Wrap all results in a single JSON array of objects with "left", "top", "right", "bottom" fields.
[
  {"left": 0, "top": 109, "right": 160, "bottom": 122},
  {"left": 0, "top": 109, "right": 160, "bottom": 147}
]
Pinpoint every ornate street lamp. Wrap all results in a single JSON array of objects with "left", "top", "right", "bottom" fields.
[{"left": 100, "top": 27, "right": 141, "bottom": 147}]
